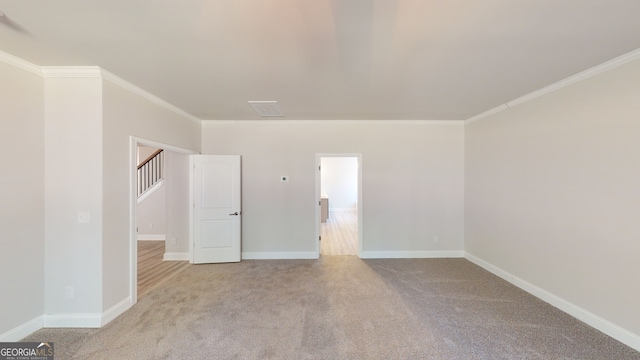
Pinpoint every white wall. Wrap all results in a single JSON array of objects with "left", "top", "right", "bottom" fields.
[
  {"left": 137, "top": 146, "right": 169, "bottom": 239},
  {"left": 44, "top": 76, "right": 104, "bottom": 320},
  {"left": 321, "top": 157, "right": 358, "bottom": 211},
  {"left": 0, "top": 60, "right": 45, "bottom": 340},
  {"left": 101, "top": 79, "right": 201, "bottom": 312},
  {"left": 465, "top": 58, "right": 640, "bottom": 343},
  {"left": 164, "top": 151, "right": 191, "bottom": 257},
  {"left": 0, "top": 58, "right": 201, "bottom": 335},
  {"left": 137, "top": 145, "right": 166, "bottom": 238},
  {"left": 4, "top": 45, "right": 636, "bottom": 350},
  {"left": 202, "top": 121, "right": 464, "bottom": 257},
  {"left": 137, "top": 145, "right": 159, "bottom": 165},
  {"left": 136, "top": 182, "right": 166, "bottom": 238}
]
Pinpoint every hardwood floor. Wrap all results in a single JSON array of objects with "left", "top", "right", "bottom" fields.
[
  {"left": 138, "top": 213, "right": 356, "bottom": 297},
  {"left": 137, "top": 241, "right": 190, "bottom": 299},
  {"left": 321, "top": 211, "right": 358, "bottom": 256}
]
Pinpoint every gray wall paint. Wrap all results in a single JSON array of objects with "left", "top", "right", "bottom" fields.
[
  {"left": 44, "top": 77, "right": 104, "bottom": 316},
  {"left": 102, "top": 80, "right": 201, "bottom": 311},
  {"left": 0, "top": 62, "right": 45, "bottom": 337},
  {"left": 137, "top": 183, "right": 166, "bottom": 237},
  {"left": 202, "top": 122, "right": 465, "bottom": 255},
  {"left": 465, "top": 59, "right": 640, "bottom": 335},
  {"left": 2, "top": 47, "right": 638, "bottom": 348},
  {"left": 136, "top": 146, "right": 166, "bottom": 238},
  {"left": 164, "top": 151, "right": 191, "bottom": 255},
  {"left": 0, "top": 62, "right": 201, "bottom": 335}
]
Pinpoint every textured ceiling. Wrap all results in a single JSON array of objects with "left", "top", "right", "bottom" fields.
[{"left": 1, "top": 1, "right": 640, "bottom": 120}]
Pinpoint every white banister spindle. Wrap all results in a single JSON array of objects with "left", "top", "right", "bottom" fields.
[{"left": 137, "top": 149, "right": 164, "bottom": 197}]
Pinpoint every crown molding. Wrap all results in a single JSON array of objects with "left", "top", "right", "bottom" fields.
[
  {"left": 465, "top": 104, "right": 510, "bottom": 125},
  {"left": 100, "top": 69, "right": 201, "bottom": 125},
  {"left": 466, "top": 47, "right": 640, "bottom": 125},
  {"left": 40, "top": 66, "right": 102, "bottom": 78},
  {"left": 11, "top": 60, "right": 201, "bottom": 126},
  {"left": 202, "top": 119, "right": 464, "bottom": 127},
  {"left": 0, "top": 50, "right": 41, "bottom": 76}
]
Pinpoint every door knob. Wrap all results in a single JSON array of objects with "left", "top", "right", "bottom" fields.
[{"left": 229, "top": 212, "right": 239, "bottom": 216}]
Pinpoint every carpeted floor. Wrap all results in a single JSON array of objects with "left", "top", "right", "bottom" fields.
[{"left": 23, "top": 257, "right": 640, "bottom": 359}]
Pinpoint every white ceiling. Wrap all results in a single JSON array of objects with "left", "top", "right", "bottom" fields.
[{"left": 1, "top": 1, "right": 640, "bottom": 121}]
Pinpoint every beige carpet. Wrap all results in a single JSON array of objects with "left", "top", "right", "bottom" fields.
[{"left": 23, "top": 257, "right": 640, "bottom": 359}]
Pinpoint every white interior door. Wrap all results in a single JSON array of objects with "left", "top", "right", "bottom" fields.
[{"left": 192, "top": 155, "right": 241, "bottom": 264}]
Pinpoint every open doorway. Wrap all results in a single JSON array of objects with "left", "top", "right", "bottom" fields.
[
  {"left": 129, "top": 137, "right": 196, "bottom": 303},
  {"left": 136, "top": 145, "right": 191, "bottom": 299},
  {"left": 316, "top": 154, "right": 362, "bottom": 257}
]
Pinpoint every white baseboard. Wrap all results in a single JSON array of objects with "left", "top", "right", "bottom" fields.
[
  {"left": 137, "top": 234, "right": 165, "bottom": 241},
  {"left": 242, "top": 251, "right": 318, "bottom": 260},
  {"left": 360, "top": 250, "right": 464, "bottom": 259},
  {"left": 464, "top": 252, "right": 640, "bottom": 352},
  {"left": 0, "top": 316, "right": 44, "bottom": 342},
  {"left": 163, "top": 252, "right": 190, "bottom": 261},
  {"left": 101, "top": 297, "right": 132, "bottom": 326},
  {"left": 11, "top": 298, "right": 131, "bottom": 333},
  {"left": 43, "top": 313, "right": 102, "bottom": 328}
]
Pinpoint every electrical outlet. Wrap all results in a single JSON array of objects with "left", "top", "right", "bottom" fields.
[
  {"left": 65, "top": 286, "right": 74, "bottom": 299},
  {"left": 149, "top": 223, "right": 153, "bottom": 229},
  {"left": 171, "top": 238, "right": 177, "bottom": 245},
  {"left": 433, "top": 236, "right": 439, "bottom": 243}
]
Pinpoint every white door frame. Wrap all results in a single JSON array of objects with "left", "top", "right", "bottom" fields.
[
  {"left": 315, "top": 153, "right": 363, "bottom": 258},
  {"left": 129, "top": 136, "right": 198, "bottom": 304}
]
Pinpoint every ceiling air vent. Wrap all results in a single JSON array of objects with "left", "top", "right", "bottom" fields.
[{"left": 248, "top": 101, "right": 284, "bottom": 117}]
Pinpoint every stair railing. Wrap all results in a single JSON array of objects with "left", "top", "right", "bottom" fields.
[{"left": 137, "top": 149, "right": 164, "bottom": 197}]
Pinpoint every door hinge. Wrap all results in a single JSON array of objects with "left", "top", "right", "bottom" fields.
[
  {"left": 318, "top": 201, "right": 321, "bottom": 206},
  {"left": 319, "top": 236, "right": 321, "bottom": 241},
  {"left": 318, "top": 165, "right": 321, "bottom": 171}
]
